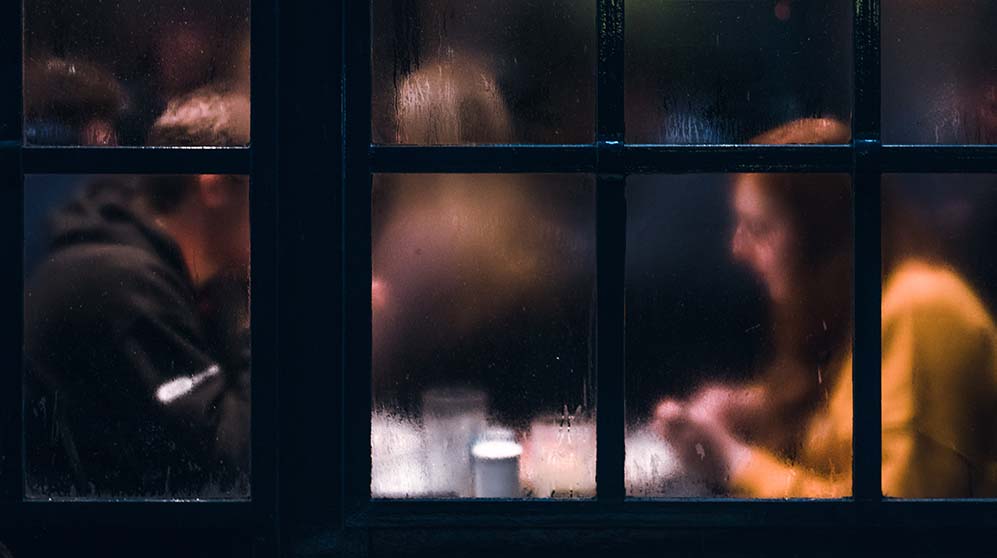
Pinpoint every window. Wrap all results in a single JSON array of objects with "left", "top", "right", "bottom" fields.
[
  {"left": 371, "top": 173, "right": 597, "bottom": 499},
  {"left": 882, "top": 1, "right": 997, "bottom": 144},
  {"left": 23, "top": 174, "right": 251, "bottom": 500},
  {"left": 336, "top": 0, "right": 997, "bottom": 554},
  {"left": 24, "top": 0, "right": 251, "bottom": 146},
  {"left": 625, "top": 173, "right": 854, "bottom": 498},
  {"left": 3, "top": 0, "right": 997, "bottom": 556},
  {"left": 2, "top": 0, "right": 275, "bottom": 554},
  {"left": 626, "top": 0, "right": 852, "bottom": 143}
]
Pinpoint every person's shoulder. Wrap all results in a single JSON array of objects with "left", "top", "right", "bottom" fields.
[
  {"left": 27, "top": 243, "right": 189, "bottom": 314},
  {"left": 883, "top": 259, "right": 995, "bottom": 333}
]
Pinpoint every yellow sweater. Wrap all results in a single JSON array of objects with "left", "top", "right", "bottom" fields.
[{"left": 731, "top": 261, "right": 997, "bottom": 498}]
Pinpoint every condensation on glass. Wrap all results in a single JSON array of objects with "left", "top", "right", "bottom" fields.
[
  {"left": 371, "top": 0, "right": 597, "bottom": 144},
  {"left": 371, "top": 174, "right": 596, "bottom": 498},
  {"left": 625, "top": 174, "right": 853, "bottom": 498},
  {"left": 882, "top": 2, "right": 997, "bottom": 144},
  {"left": 625, "top": 0, "right": 852, "bottom": 144},
  {"left": 24, "top": 0, "right": 250, "bottom": 146},
  {"left": 881, "top": 174, "right": 997, "bottom": 498},
  {"left": 24, "top": 175, "right": 251, "bottom": 499}
]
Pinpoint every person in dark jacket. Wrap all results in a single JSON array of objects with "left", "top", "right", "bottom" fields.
[{"left": 25, "top": 173, "right": 251, "bottom": 498}]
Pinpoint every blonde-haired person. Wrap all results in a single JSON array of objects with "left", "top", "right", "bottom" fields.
[
  {"left": 392, "top": 56, "right": 513, "bottom": 145},
  {"left": 654, "top": 118, "right": 997, "bottom": 498}
]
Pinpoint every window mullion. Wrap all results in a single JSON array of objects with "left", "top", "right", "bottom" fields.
[
  {"left": 0, "top": 0, "right": 23, "bottom": 521},
  {"left": 595, "top": 0, "right": 626, "bottom": 504},
  {"left": 852, "top": 0, "right": 883, "bottom": 502},
  {"left": 343, "top": 0, "right": 373, "bottom": 525}
]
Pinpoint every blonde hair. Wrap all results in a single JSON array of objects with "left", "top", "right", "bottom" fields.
[{"left": 394, "top": 57, "right": 513, "bottom": 144}]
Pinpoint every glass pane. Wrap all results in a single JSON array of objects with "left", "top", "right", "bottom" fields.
[
  {"left": 24, "top": 175, "right": 251, "bottom": 499},
  {"left": 371, "top": 1, "right": 597, "bottom": 144},
  {"left": 625, "top": 0, "right": 852, "bottom": 144},
  {"left": 372, "top": 174, "right": 596, "bottom": 498},
  {"left": 882, "top": 174, "right": 997, "bottom": 498},
  {"left": 883, "top": 1, "right": 997, "bottom": 144},
  {"left": 626, "top": 172, "right": 853, "bottom": 498},
  {"left": 24, "top": 0, "right": 250, "bottom": 146}
]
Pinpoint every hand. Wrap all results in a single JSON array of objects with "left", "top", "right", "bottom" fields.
[
  {"left": 652, "top": 397, "right": 749, "bottom": 489},
  {"left": 686, "top": 383, "right": 766, "bottom": 435}
]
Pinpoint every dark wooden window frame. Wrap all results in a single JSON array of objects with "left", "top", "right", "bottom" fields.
[
  {"left": 2, "top": 0, "right": 997, "bottom": 556},
  {"left": 0, "top": 0, "right": 280, "bottom": 554},
  {"left": 331, "top": 0, "right": 997, "bottom": 555}
]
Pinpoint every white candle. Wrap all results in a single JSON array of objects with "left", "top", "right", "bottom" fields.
[{"left": 472, "top": 436, "right": 522, "bottom": 498}]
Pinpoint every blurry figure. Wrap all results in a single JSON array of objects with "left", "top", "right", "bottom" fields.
[
  {"left": 371, "top": 47, "right": 595, "bottom": 497},
  {"left": 372, "top": 0, "right": 596, "bottom": 143},
  {"left": 24, "top": 57, "right": 126, "bottom": 145},
  {"left": 653, "top": 118, "right": 997, "bottom": 497},
  {"left": 25, "top": 106, "right": 251, "bottom": 497},
  {"left": 391, "top": 56, "right": 512, "bottom": 144},
  {"left": 373, "top": 56, "right": 521, "bottom": 369},
  {"left": 148, "top": 84, "right": 250, "bottom": 146},
  {"left": 372, "top": 174, "right": 594, "bottom": 415},
  {"left": 24, "top": 0, "right": 250, "bottom": 145},
  {"left": 25, "top": 172, "right": 251, "bottom": 498}
]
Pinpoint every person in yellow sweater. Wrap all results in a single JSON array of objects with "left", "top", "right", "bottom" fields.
[{"left": 653, "top": 118, "right": 997, "bottom": 498}]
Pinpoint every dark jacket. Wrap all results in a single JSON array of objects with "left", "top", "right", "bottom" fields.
[{"left": 24, "top": 179, "right": 250, "bottom": 498}]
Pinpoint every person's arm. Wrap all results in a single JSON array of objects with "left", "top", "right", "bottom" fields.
[
  {"left": 879, "top": 271, "right": 997, "bottom": 497},
  {"left": 116, "top": 307, "right": 250, "bottom": 468},
  {"left": 656, "top": 396, "right": 850, "bottom": 498},
  {"left": 730, "top": 446, "right": 849, "bottom": 498},
  {"left": 102, "top": 252, "right": 251, "bottom": 470}
]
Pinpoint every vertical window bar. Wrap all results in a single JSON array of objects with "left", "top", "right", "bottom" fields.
[
  {"left": 0, "top": 150, "right": 22, "bottom": 509},
  {"left": 250, "top": 0, "right": 281, "bottom": 535},
  {"left": 0, "top": 0, "right": 19, "bottom": 142},
  {"left": 852, "top": 0, "right": 883, "bottom": 501},
  {"left": 854, "top": 0, "right": 881, "bottom": 140},
  {"left": 0, "top": 0, "right": 23, "bottom": 511},
  {"left": 595, "top": 174, "right": 627, "bottom": 504},
  {"left": 596, "top": 0, "right": 626, "bottom": 504},
  {"left": 277, "top": 0, "right": 343, "bottom": 538},
  {"left": 342, "top": 0, "right": 373, "bottom": 521},
  {"left": 597, "top": 0, "right": 625, "bottom": 143}
]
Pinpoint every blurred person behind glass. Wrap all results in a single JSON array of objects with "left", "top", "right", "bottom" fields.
[
  {"left": 373, "top": 56, "right": 594, "bottom": 421},
  {"left": 24, "top": 56, "right": 125, "bottom": 145},
  {"left": 25, "top": 103, "right": 251, "bottom": 497},
  {"left": 25, "top": 0, "right": 249, "bottom": 144},
  {"left": 653, "top": 118, "right": 997, "bottom": 498}
]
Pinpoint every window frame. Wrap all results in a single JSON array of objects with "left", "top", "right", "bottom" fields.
[
  {"left": 2, "top": 0, "right": 997, "bottom": 555},
  {"left": 328, "top": 0, "right": 997, "bottom": 554},
  {"left": 0, "top": 0, "right": 280, "bottom": 553}
]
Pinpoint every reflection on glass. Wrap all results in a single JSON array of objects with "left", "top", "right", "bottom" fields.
[
  {"left": 24, "top": 0, "right": 250, "bottom": 146},
  {"left": 24, "top": 175, "right": 251, "bottom": 499},
  {"left": 625, "top": 0, "right": 852, "bottom": 143},
  {"left": 883, "top": 1, "right": 997, "bottom": 144},
  {"left": 882, "top": 174, "right": 997, "bottom": 498},
  {"left": 371, "top": 174, "right": 596, "bottom": 498},
  {"left": 626, "top": 119, "right": 853, "bottom": 498},
  {"left": 371, "top": 0, "right": 597, "bottom": 144}
]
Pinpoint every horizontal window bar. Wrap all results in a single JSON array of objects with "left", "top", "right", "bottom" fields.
[
  {"left": 369, "top": 144, "right": 858, "bottom": 174},
  {"left": 22, "top": 147, "right": 252, "bottom": 175},
  {"left": 0, "top": 500, "right": 259, "bottom": 529},
  {"left": 880, "top": 145, "right": 997, "bottom": 172},
  {"left": 353, "top": 500, "right": 858, "bottom": 529},
  {"left": 351, "top": 499, "right": 997, "bottom": 530},
  {"left": 625, "top": 144, "right": 855, "bottom": 173},
  {"left": 370, "top": 145, "right": 598, "bottom": 173}
]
